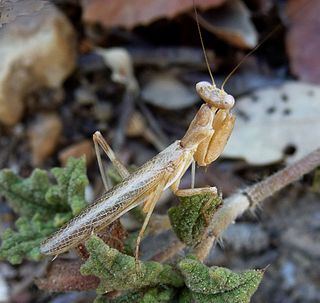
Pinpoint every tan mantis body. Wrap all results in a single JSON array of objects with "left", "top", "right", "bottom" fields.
[
  {"left": 40, "top": 82, "right": 235, "bottom": 258},
  {"left": 40, "top": 0, "right": 238, "bottom": 259}
]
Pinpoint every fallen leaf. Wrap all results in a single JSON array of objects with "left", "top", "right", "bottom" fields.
[
  {"left": 223, "top": 81, "right": 320, "bottom": 165},
  {"left": 95, "top": 47, "right": 139, "bottom": 93},
  {"left": 197, "top": 0, "right": 258, "bottom": 49},
  {"left": 58, "top": 139, "right": 95, "bottom": 167},
  {"left": 82, "top": 0, "right": 225, "bottom": 29},
  {"left": 286, "top": 0, "right": 320, "bottom": 84},
  {"left": 35, "top": 259, "right": 99, "bottom": 291},
  {"left": 141, "top": 71, "right": 198, "bottom": 109}
]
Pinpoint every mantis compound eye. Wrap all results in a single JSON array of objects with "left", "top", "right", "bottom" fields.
[{"left": 196, "top": 81, "right": 235, "bottom": 110}]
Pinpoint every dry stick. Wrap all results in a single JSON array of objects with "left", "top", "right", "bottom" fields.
[
  {"left": 193, "top": 147, "right": 320, "bottom": 261},
  {"left": 113, "top": 90, "right": 136, "bottom": 150},
  {"left": 151, "top": 239, "right": 186, "bottom": 263}
]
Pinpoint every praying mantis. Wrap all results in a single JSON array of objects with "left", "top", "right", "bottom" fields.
[{"left": 40, "top": 6, "right": 237, "bottom": 262}]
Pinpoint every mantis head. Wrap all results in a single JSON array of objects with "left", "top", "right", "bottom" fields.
[
  {"left": 196, "top": 81, "right": 235, "bottom": 110},
  {"left": 181, "top": 81, "right": 236, "bottom": 166}
]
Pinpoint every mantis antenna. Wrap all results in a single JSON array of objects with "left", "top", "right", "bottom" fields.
[
  {"left": 194, "top": 0, "right": 312, "bottom": 91},
  {"left": 221, "top": 24, "right": 282, "bottom": 90},
  {"left": 193, "top": 0, "right": 216, "bottom": 87}
]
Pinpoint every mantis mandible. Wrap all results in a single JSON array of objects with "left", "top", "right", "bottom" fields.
[{"left": 40, "top": 6, "right": 236, "bottom": 262}]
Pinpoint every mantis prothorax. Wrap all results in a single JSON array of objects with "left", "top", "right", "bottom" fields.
[{"left": 40, "top": 4, "right": 236, "bottom": 262}]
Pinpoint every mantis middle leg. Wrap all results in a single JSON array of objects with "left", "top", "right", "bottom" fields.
[{"left": 93, "top": 131, "right": 130, "bottom": 191}]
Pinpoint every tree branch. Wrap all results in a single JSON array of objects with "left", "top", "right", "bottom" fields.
[{"left": 194, "top": 148, "right": 320, "bottom": 261}]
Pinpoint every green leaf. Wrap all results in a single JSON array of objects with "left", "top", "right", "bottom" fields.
[
  {"left": 95, "top": 287, "right": 175, "bottom": 303},
  {"left": 140, "top": 287, "right": 175, "bottom": 303},
  {"left": 80, "top": 235, "right": 184, "bottom": 294},
  {"left": 95, "top": 291, "right": 144, "bottom": 303},
  {"left": 0, "top": 157, "right": 88, "bottom": 264},
  {"left": 168, "top": 193, "right": 222, "bottom": 246},
  {"left": 178, "top": 288, "right": 193, "bottom": 303},
  {"left": 107, "top": 166, "right": 124, "bottom": 186},
  {"left": 178, "top": 257, "right": 264, "bottom": 303},
  {"left": 0, "top": 215, "right": 55, "bottom": 264},
  {"left": 46, "top": 157, "right": 88, "bottom": 215},
  {"left": 0, "top": 169, "right": 52, "bottom": 218}
]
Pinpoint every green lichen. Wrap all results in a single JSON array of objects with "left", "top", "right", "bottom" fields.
[
  {"left": 0, "top": 157, "right": 88, "bottom": 264},
  {"left": 168, "top": 193, "right": 223, "bottom": 246},
  {"left": 80, "top": 235, "right": 184, "bottom": 294},
  {"left": 178, "top": 256, "right": 264, "bottom": 303}
]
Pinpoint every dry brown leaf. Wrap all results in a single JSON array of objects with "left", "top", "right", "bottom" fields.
[
  {"left": 82, "top": 0, "right": 225, "bottom": 29},
  {"left": 35, "top": 259, "right": 99, "bottom": 291},
  {"left": 58, "top": 139, "right": 95, "bottom": 167},
  {"left": 197, "top": 0, "right": 258, "bottom": 49},
  {"left": 286, "top": 0, "right": 320, "bottom": 84},
  {"left": 223, "top": 81, "right": 320, "bottom": 165}
]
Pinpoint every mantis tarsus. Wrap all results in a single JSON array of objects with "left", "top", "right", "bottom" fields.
[{"left": 40, "top": 5, "right": 237, "bottom": 262}]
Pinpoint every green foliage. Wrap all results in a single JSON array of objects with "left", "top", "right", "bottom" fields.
[
  {"left": 80, "top": 235, "right": 184, "bottom": 294},
  {"left": 0, "top": 157, "right": 88, "bottom": 264},
  {"left": 82, "top": 236, "right": 262, "bottom": 302},
  {"left": 178, "top": 256, "right": 264, "bottom": 303},
  {"left": 95, "top": 287, "right": 175, "bottom": 303},
  {"left": 107, "top": 166, "right": 125, "bottom": 185},
  {"left": 123, "top": 230, "right": 139, "bottom": 255},
  {"left": 46, "top": 158, "right": 88, "bottom": 215},
  {"left": 0, "top": 215, "right": 55, "bottom": 264},
  {"left": 0, "top": 156, "right": 264, "bottom": 301},
  {"left": 95, "top": 291, "right": 143, "bottom": 303},
  {"left": 168, "top": 193, "right": 223, "bottom": 246}
]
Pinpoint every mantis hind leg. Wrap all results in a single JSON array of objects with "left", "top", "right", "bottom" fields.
[
  {"left": 135, "top": 175, "right": 170, "bottom": 268},
  {"left": 93, "top": 131, "right": 130, "bottom": 191}
]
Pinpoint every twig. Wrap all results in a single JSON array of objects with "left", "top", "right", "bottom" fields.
[
  {"left": 137, "top": 102, "right": 169, "bottom": 149},
  {"left": 194, "top": 148, "right": 320, "bottom": 261},
  {"left": 128, "top": 46, "right": 215, "bottom": 69},
  {"left": 151, "top": 239, "right": 185, "bottom": 263},
  {"left": 113, "top": 90, "right": 135, "bottom": 150}
]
